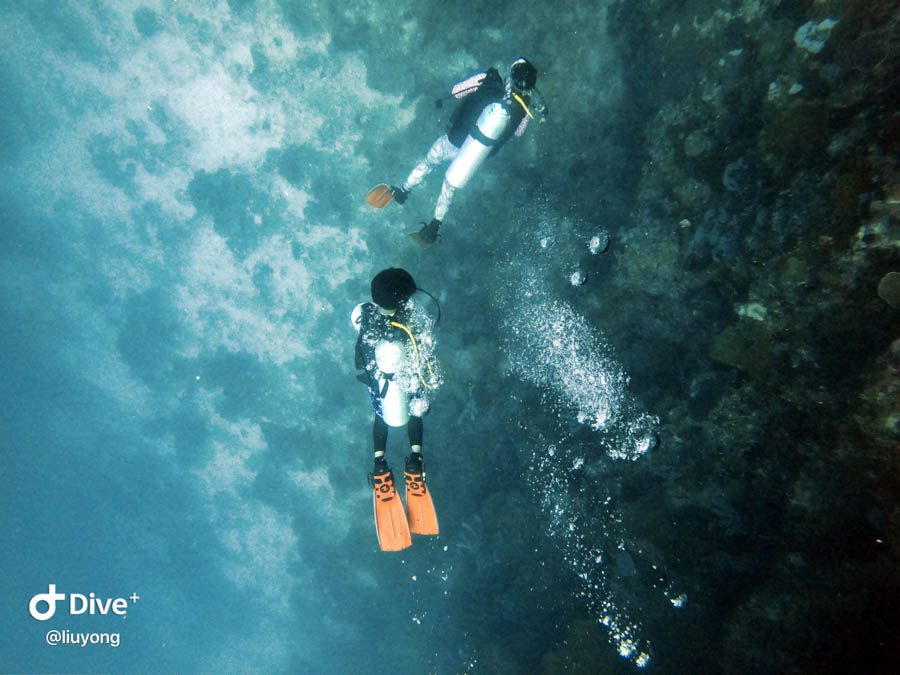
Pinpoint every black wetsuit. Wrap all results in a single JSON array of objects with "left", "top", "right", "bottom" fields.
[{"left": 355, "top": 302, "right": 424, "bottom": 454}]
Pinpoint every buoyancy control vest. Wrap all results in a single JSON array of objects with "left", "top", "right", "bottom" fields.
[{"left": 446, "top": 68, "right": 528, "bottom": 155}]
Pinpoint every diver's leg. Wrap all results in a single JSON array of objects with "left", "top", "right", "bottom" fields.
[
  {"left": 373, "top": 415, "right": 389, "bottom": 471},
  {"left": 403, "top": 135, "right": 455, "bottom": 191},
  {"left": 434, "top": 179, "right": 456, "bottom": 221},
  {"left": 407, "top": 415, "right": 423, "bottom": 453},
  {"left": 406, "top": 415, "right": 423, "bottom": 472}
]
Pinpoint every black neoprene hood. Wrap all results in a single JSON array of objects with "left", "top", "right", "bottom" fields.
[{"left": 371, "top": 268, "right": 416, "bottom": 310}]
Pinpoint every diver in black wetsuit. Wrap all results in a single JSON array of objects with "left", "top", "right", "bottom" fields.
[
  {"left": 354, "top": 269, "right": 442, "bottom": 550},
  {"left": 352, "top": 268, "right": 431, "bottom": 475}
]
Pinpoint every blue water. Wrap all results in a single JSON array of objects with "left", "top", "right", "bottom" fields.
[{"left": 3, "top": 1, "right": 898, "bottom": 673}]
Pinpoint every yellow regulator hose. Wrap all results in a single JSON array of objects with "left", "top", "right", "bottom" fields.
[{"left": 391, "top": 321, "right": 437, "bottom": 390}]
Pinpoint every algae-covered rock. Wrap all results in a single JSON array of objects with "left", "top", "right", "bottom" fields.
[
  {"left": 684, "top": 129, "right": 712, "bottom": 157},
  {"left": 710, "top": 324, "right": 774, "bottom": 379},
  {"left": 831, "top": 166, "right": 875, "bottom": 236},
  {"left": 780, "top": 256, "right": 809, "bottom": 288},
  {"left": 615, "top": 229, "right": 683, "bottom": 297},
  {"left": 877, "top": 271, "right": 900, "bottom": 308},
  {"left": 757, "top": 103, "right": 830, "bottom": 172},
  {"left": 673, "top": 177, "right": 713, "bottom": 209}
]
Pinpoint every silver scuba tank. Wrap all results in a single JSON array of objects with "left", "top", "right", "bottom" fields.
[
  {"left": 444, "top": 101, "right": 510, "bottom": 189},
  {"left": 374, "top": 339, "right": 410, "bottom": 427}
]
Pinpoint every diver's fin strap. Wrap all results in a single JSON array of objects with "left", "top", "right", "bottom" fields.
[
  {"left": 405, "top": 471, "right": 427, "bottom": 498},
  {"left": 373, "top": 471, "right": 398, "bottom": 503},
  {"left": 404, "top": 470, "right": 439, "bottom": 535},
  {"left": 409, "top": 224, "right": 439, "bottom": 248},
  {"left": 373, "top": 470, "right": 412, "bottom": 551}
]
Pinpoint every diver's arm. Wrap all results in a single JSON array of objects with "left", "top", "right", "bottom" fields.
[
  {"left": 451, "top": 72, "right": 487, "bottom": 98},
  {"left": 514, "top": 116, "right": 529, "bottom": 137}
]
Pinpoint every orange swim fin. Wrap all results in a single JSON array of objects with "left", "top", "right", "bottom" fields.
[
  {"left": 365, "top": 184, "right": 394, "bottom": 209},
  {"left": 372, "top": 468, "right": 412, "bottom": 551},
  {"left": 404, "top": 457, "right": 439, "bottom": 536}
]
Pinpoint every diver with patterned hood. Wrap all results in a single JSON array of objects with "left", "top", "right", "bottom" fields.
[
  {"left": 352, "top": 268, "right": 441, "bottom": 550},
  {"left": 366, "top": 58, "right": 548, "bottom": 246}
]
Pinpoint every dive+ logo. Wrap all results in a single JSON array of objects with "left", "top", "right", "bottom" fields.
[{"left": 29, "top": 584, "right": 140, "bottom": 621}]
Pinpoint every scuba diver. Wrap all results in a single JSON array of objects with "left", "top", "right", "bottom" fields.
[
  {"left": 352, "top": 267, "right": 441, "bottom": 551},
  {"left": 365, "top": 58, "right": 548, "bottom": 247}
]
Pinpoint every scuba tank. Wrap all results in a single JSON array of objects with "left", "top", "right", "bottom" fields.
[
  {"left": 352, "top": 303, "right": 411, "bottom": 427},
  {"left": 374, "top": 339, "right": 410, "bottom": 427},
  {"left": 444, "top": 101, "right": 511, "bottom": 189}
]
